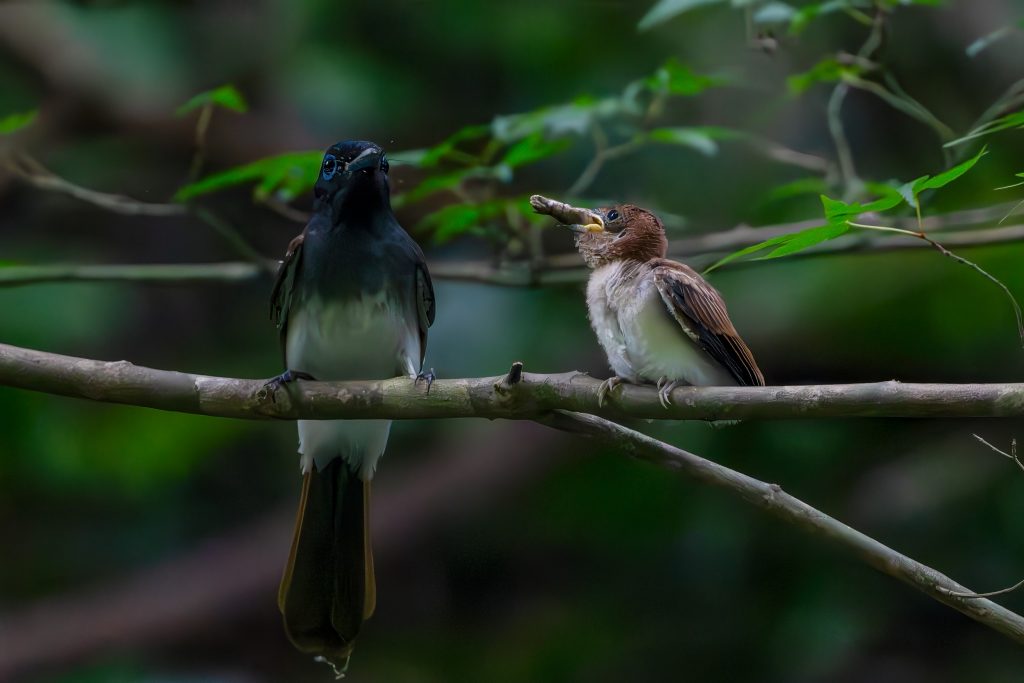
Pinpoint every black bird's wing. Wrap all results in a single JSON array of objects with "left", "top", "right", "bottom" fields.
[
  {"left": 271, "top": 231, "right": 306, "bottom": 354},
  {"left": 414, "top": 261, "right": 435, "bottom": 366},
  {"left": 652, "top": 260, "right": 765, "bottom": 386}
]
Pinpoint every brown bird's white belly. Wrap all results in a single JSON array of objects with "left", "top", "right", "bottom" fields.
[{"left": 586, "top": 261, "right": 736, "bottom": 387}]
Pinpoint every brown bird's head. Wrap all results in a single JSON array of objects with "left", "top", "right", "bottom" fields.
[{"left": 573, "top": 204, "right": 669, "bottom": 268}]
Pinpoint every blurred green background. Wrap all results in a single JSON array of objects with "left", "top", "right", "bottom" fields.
[{"left": 2, "top": 0, "right": 1024, "bottom": 681}]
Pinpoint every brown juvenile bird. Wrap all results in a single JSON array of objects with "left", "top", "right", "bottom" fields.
[{"left": 531, "top": 196, "right": 764, "bottom": 406}]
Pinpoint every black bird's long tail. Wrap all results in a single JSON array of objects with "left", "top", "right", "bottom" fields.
[{"left": 278, "top": 457, "right": 376, "bottom": 669}]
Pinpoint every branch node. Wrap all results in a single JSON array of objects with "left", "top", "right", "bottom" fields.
[
  {"left": 505, "top": 361, "right": 524, "bottom": 386},
  {"left": 495, "top": 361, "right": 524, "bottom": 395}
]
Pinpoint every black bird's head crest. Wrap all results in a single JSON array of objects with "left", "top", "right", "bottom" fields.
[{"left": 314, "top": 140, "right": 391, "bottom": 219}]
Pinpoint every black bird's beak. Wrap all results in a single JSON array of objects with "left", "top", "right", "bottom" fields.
[{"left": 346, "top": 147, "right": 382, "bottom": 174}]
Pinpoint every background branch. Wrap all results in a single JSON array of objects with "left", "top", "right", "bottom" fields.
[{"left": 4, "top": 206, "right": 1022, "bottom": 289}]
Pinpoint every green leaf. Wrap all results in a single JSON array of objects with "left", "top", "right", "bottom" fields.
[
  {"left": 761, "top": 223, "right": 849, "bottom": 258},
  {"left": 787, "top": 57, "right": 862, "bottom": 94},
  {"left": 646, "top": 126, "right": 743, "bottom": 156},
  {"left": 416, "top": 198, "right": 521, "bottom": 244},
  {"left": 911, "top": 145, "right": 987, "bottom": 198},
  {"left": 175, "top": 84, "right": 248, "bottom": 117},
  {"left": 637, "top": 0, "right": 726, "bottom": 31},
  {"left": 418, "top": 124, "right": 491, "bottom": 167},
  {"left": 493, "top": 96, "right": 629, "bottom": 142},
  {"left": 759, "top": 177, "right": 831, "bottom": 204},
  {"left": 789, "top": 0, "right": 873, "bottom": 35},
  {"left": 643, "top": 58, "right": 729, "bottom": 96},
  {"left": 500, "top": 133, "right": 572, "bottom": 168},
  {"left": 174, "top": 151, "right": 320, "bottom": 202},
  {"left": 945, "top": 110, "right": 1024, "bottom": 147},
  {"left": 704, "top": 222, "right": 846, "bottom": 272},
  {"left": 399, "top": 166, "right": 506, "bottom": 206},
  {"left": 753, "top": 2, "right": 796, "bottom": 23},
  {"left": 821, "top": 190, "right": 904, "bottom": 223},
  {"left": 0, "top": 109, "right": 37, "bottom": 135}
]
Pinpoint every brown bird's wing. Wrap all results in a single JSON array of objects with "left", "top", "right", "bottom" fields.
[
  {"left": 652, "top": 260, "right": 765, "bottom": 386},
  {"left": 270, "top": 231, "right": 305, "bottom": 357}
]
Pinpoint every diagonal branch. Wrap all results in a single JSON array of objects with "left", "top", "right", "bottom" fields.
[
  {"left": 2, "top": 343, "right": 1024, "bottom": 423},
  {"left": 540, "top": 411, "right": 1024, "bottom": 645}
]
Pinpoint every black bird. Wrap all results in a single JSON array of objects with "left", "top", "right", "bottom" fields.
[{"left": 269, "top": 140, "right": 435, "bottom": 671}]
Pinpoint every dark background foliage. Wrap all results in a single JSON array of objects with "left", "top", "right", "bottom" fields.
[{"left": 2, "top": 1, "right": 1024, "bottom": 681}]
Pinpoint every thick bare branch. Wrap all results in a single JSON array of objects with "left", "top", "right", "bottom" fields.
[{"left": 2, "top": 343, "right": 1024, "bottom": 422}]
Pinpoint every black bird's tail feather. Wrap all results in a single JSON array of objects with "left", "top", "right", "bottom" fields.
[{"left": 278, "top": 458, "right": 375, "bottom": 668}]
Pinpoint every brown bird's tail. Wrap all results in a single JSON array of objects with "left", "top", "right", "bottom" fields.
[{"left": 278, "top": 457, "right": 376, "bottom": 671}]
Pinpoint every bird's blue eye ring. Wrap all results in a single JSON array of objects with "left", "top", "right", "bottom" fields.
[
  {"left": 322, "top": 154, "right": 339, "bottom": 180},
  {"left": 607, "top": 209, "right": 620, "bottom": 221}
]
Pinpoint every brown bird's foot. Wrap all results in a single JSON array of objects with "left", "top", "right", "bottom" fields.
[
  {"left": 597, "top": 376, "right": 624, "bottom": 408},
  {"left": 261, "top": 369, "right": 317, "bottom": 403},
  {"left": 414, "top": 368, "right": 436, "bottom": 394},
  {"left": 658, "top": 379, "right": 681, "bottom": 409}
]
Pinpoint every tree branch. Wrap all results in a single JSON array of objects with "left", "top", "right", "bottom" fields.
[
  {"left": 2, "top": 343, "right": 1024, "bottom": 422},
  {"left": 4, "top": 341, "right": 1024, "bottom": 647},
  {"left": 4, "top": 207, "right": 1023, "bottom": 289},
  {"left": 542, "top": 411, "right": 1024, "bottom": 646},
  {"left": 0, "top": 262, "right": 268, "bottom": 287}
]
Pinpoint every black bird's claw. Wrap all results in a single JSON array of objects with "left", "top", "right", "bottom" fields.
[
  {"left": 261, "top": 369, "right": 317, "bottom": 403},
  {"left": 414, "top": 368, "right": 436, "bottom": 394}
]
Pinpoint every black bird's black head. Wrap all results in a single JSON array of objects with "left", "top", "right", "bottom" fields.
[{"left": 314, "top": 140, "right": 391, "bottom": 220}]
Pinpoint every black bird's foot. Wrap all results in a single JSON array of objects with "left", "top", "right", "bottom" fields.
[
  {"left": 261, "top": 369, "right": 317, "bottom": 403},
  {"left": 414, "top": 368, "right": 436, "bottom": 394},
  {"left": 597, "top": 376, "right": 624, "bottom": 408}
]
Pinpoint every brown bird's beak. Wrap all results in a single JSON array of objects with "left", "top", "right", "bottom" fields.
[
  {"left": 530, "top": 194, "right": 605, "bottom": 233},
  {"left": 567, "top": 218, "right": 605, "bottom": 234}
]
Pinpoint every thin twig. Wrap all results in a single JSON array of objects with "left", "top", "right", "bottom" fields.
[
  {"left": 940, "top": 578, "right": 1024, "bottom": 600},
  {"left": 828, "top": 83, "right": 859, "bottom": 197},
  {"left": 938, "top": 435, "right": 1023, "bottom": 599},
  {"left": 827, "top": 7, "right": 888, "bottom": 198},
  {"left": 4, "top": 155, "right": 187, "bottom": 217},
  {"left": 973, "top": 434, "right": 1022, "bottom": 472},
  {"left": 187, "top": 103, "right": 214, "bottom": 183},
  {"left": 260, "top": 196, "right": 310, "bottom": 223},
  {"left": 848, "top": 221, "right": 1024, "bottom": 346},
  {"left": 845, "top": 76, "right": 955, "bottom": 145},
  {"left": 5, "top": 153, "right": 274, "bottom": 269},
  {"left": 192, "top": 207, "right": 276, "bottom": 271}
]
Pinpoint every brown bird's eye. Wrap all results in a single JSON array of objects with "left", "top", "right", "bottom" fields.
[{"left": 607, "top": 210, "right": 620, "bottom": 221}]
